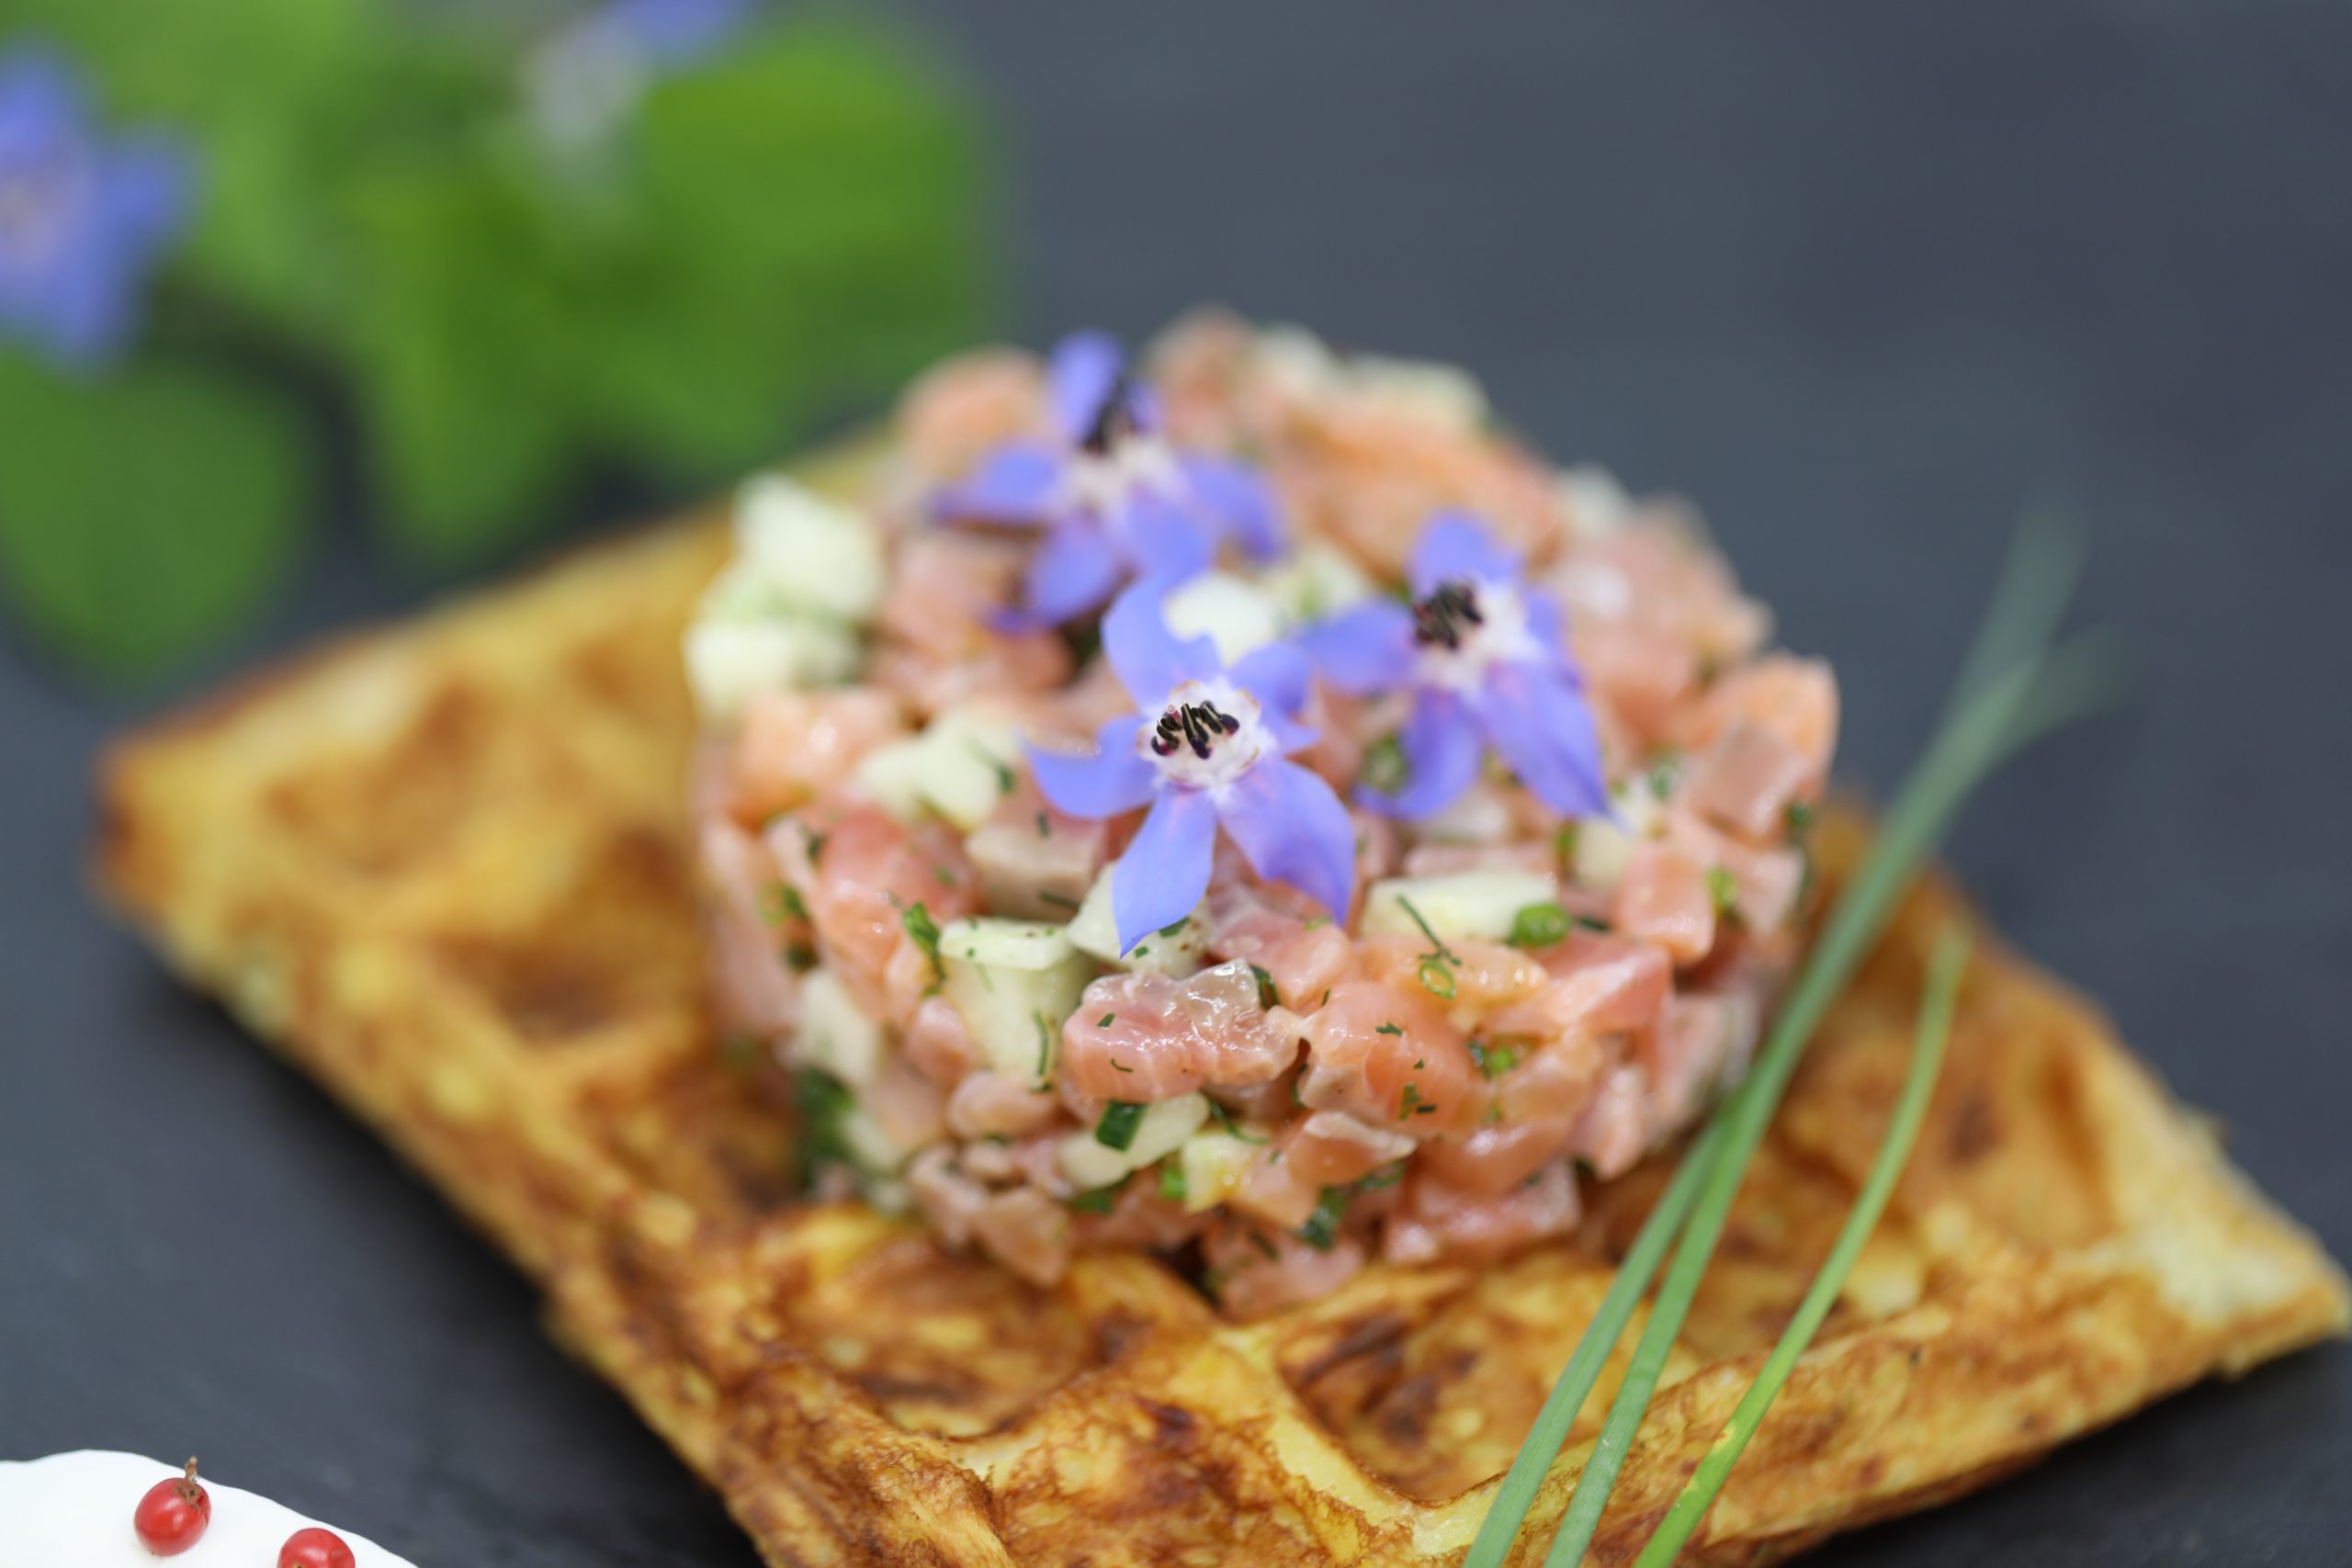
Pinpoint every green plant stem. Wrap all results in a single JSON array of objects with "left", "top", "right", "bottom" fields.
[
  {"left": 1628, "top": 923, "right": 1972, "bottom": 1567},
  {"left": 1460, "top": 1116, "right": 1728, "bottom": 1568},
  {"left": 1538, "top": 645, "right": 2051, "bottom": 1568}
]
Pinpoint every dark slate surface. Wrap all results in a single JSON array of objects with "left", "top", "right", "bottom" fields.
[{"left": 3, "top": 3, "right": 2346, "bottom": 1562}]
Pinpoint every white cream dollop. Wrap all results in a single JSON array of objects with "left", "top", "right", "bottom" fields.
[{"left": 0, "top": 1450, "right": 417, "bottom": 1567}]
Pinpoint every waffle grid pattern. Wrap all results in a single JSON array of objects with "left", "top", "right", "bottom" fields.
[{"left": 97, "top": 450, "right": 2347, "bottom": 1566}]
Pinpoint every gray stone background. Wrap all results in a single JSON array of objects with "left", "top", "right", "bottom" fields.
[{"left": 4, "top": 4, "right": 2346, "bottom": 1562}]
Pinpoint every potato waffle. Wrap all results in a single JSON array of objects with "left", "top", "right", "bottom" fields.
[{"left": 96, "top": 444, "right": 2347, "bottom": 1565}]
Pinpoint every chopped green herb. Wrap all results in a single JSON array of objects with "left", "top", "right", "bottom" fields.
[
  {"left": 1035, "top": 810, "right": 1053, "bottom": 838},
  {"left": 967, "top": 740, "right": 1015, "bottom": 795},
  {"left": 1394, "top": 895, "right": 1460, "bottom": 962},
  {"left": 1468, "top": 1040, "right": 1523, "bottom": 1079},
  {"left": 1159, "top": 918, "right": 1190, "bottom": 938},
  {"left": 1069, "top": 1179, "right": 1125, "bottom": 1214},
  {"left": 1205, "top": 1098, "right": 1267, "bottom": 1144},
  {"left": 766, "top": 885, "right": 810, "bottom": 926},
  {"left": 1250, "top": 964, "right": 1280, "bottom": 1010},
  {"left": 1095, "top": 1100, "right": 1147, "bottom": 1151},
  {"left": 1037, "top": 890, "right": 1080, "bottom": 911},
  {"left": 1646, "top": 750, "right": 1682, "bottom": 800},
  {"left": 1247, "top": 1229, "right": 1282, "bottom": 1261},
  {"left": 1418, "top": 955, "right": 1457, "bottom": 999},
  {"left": 1413, "top": 1058, "right": 1426, "bottom": 1069},
  {"left": 786, "top": 943, "right": 819, "bottom": 972},
  {"left": 1707, "top": 865, "right": 1741, "bottom": 916},
  {"left": 1132, "top": 944, "right": 1150, "bottom": 957},
  {"left": 1783, "top": 799, "right": 1815, "bottom": 844},
  {"left": 788, "top": 1068, "right": 855, "bottom": 1191},
  {"left": 1555, "top": 822, "right": 1580, "bottom": 864},
  {"left": 1398, "top": 1082, "right": 1423, "bottom": 1121},
  {"left": 1111, "top": 1058, "right": 1134, "bottom": 1074},
  {"left": 1319, "top": 987, "right": 1332, "bottom": 1008},
  {"left": 799, "top": 826, "right": 829, "bottom": 862},
  {"left": 933, "top": 863, "right": 959, "bottom": 887},
  {"left": 1303, "top": 914, "right": 1332, "bottom": 931},
  {"left": 1034, "top": 1011, "right": 1055, "bottom": 1083},
  {"left": 1297, "top": 1187, "right": 1349, "bottom": 1251},
  {"left": 1097, "top": 1012, "right": 1117, "bottom": 1028},
  {"left": 1356, "top": 1161, "right": 1406, "bottom": 1192},
  {"left": 1375, "top": 1021, "right": 1404, "bottom": 1036},
  {"left": 1508, "top": 901, "right": 1572, "bottom": 950},
  {"left": 1360, "top": 732, "right": 1410, "bottom": 795},
  {"left": 900, "top": 902, "right": 944, "bottom": 986},
  {"left": 1415, "top": 1101, "right": 1438, "bottom": 1116},
  {"left": 1574, "top": 913, "right": 1613, "bottom": 932},
  {"left": 1158, "top": 1161, "right": 1189, "bottom": 1203}
]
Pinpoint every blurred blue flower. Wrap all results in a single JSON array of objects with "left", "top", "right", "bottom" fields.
[
  {"left": 1028, "top": 580, "right": 1353, "bottom": 953},
  {"left": 1302, "top": 512, "right": 1609, "bottom": 821},
  {"left": 526, "top": 0, "right": 752, "bottom": 153},
  {"left": 0, "top": 46, "right": 191, "bottom": 372},
  {"left": 602, "top": 0, "right": 752, "bottom": 63},
  {"left": 935, "top": 332, "right": 1283, "bottom": 627}
]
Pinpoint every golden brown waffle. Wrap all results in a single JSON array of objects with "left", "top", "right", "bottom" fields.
[{"left": 97, "top": 444, "right": 2347, "bottom": 1566}]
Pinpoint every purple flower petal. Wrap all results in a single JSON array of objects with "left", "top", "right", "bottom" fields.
[
  {"left": 1113, "top": 788, "right": 1216, "bottom": 953},
  {"left": 1298, "top": 601, "right": 1417, "bottom": 695},
  {"left": 0, "top": 50, "right": 191, "bottom": 372},
  {"left": 1472, "top": 664, "right": 1610, "bottom": 819},
  {"left": 1047, "top": 331, "right": 1125, "bottom": 441},
  {"left": 1116, "top": 491, "right": 1217, "bottom": 581},
  {"left": 1358, "top": 689, "right": 1486, "bottom": 818},
  {"left": 1012, "top": 522, "right": 1125, "bottom": 627},
  {"left": 1216, "top": 759, "right": 1357, "bottom": 924},
  {"left": 1101, "top": 580, "right": 1219, "bottom": 704},
  {"left": 0, "top": 50, "right": 84, "bottom": 153},
  {"left": 1230, "top": 640, "right": 1312, "bottom": 717},
  {"left": 605, "top": 0, "right": 750, "bottom": 62},
  {"left": 1525, "top": 587, "right": 1571, "bottom": 663},
  {"left": 1180, "top": 454, "right": 1284, "bottom": 560},
  {"left": 1029, "top": 716, "right": 1158, "bottom": 820},
  {"left": 934, "top": 441, "right": 1062, "bottom": 525},
  {"left": 1408, "top": 510, "right": 1521, "bottom": 595}
]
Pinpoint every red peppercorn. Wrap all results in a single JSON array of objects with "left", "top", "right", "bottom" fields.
[
  {"left": 278, "top": 1525, "right": 357, "bottom": 1568},
  {"left": 133, "top": 1458, "right": 211, "bottom": 1556}
]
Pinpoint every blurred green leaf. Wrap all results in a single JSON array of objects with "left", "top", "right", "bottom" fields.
[
  {"left": 6, "top": 0, "right": 504, "bottom": 344},
  {"left": 345, "top": 153, "right": 581, "bottom": 557},
  {"left": 343, "top": 15, "right": 996, "bottom": 558},
  {"left": 0, "top": 353, "right": 307, "bottom": 676}
]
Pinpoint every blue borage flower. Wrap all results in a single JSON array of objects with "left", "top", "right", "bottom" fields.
[
  {"left": 526, "top": 0, "right": 750, "bottom": 154},
  {"left": 934, "top": 332, "right": 1283, "bottom": 628},
  {"left": 0, "top": 47, "right": 191, "bottom": 372},
  {"left": 1303, "top": 512, "right": 1609, "bottom": 821},
  {"left": 1027, "top": 579, "right": 1354, "bottom": 954},
  {"left": 598, "top": 0, "right": 752, "bottom": 64}
]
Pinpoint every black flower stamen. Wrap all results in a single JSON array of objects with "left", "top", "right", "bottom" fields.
[
  {"left": 1080, "top": 373, "right": 1137, "bottom": 456},
  {"left": 1152, "top": 699, "right": 1243, "bottom": 760},
  {"left": 1412, "top": 579, "right": 1486, "bottom": 649}
]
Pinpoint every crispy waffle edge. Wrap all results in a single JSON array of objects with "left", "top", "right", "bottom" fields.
[{"left": 92, "top": 445, "right": 2348, "bottom": 1567}]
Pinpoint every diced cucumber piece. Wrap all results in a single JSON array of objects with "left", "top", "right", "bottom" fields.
[
  {"left": 683, "top": 614, "right": 860, "bottom": 724},
  {"left": 1361, "top": 870, "right": 1561, "bottom": 944},
  {"left": 1068, "top": 864, "right": 1208, "bottom": 975},
  {"left": 936, "top": 917, "right": 1075, "bottom": 971},
  {"left": 1571, "top": 783, "right": 1661, "bottom": 892},
  {"left": 1259, "top": 540, "right": 1377, "bottom": 629},
  {"left": 1164, "top": 571, "right": 1283, "bottom": 664},
  {"left": 1177, "top": 1131, "right": 1258, "bottom": 1214},
  {"left": 788, "top": 970, "right": 883, "bottom": 1090},
  {"left": 854, "top": 705, "right": 1023, "bottom": 830},
  {"left": 941, "top": 940, "right": 1092, "bottom": 1085},
  {"left": 734, "top": 475, "right": 887, "bottom": 622},
  {"left": 1057, "top": 1092, "right": 1209, "bottom": 1190},
  {"left": 838, "top": 1105, "right": 916, "bottom": 1178}
]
